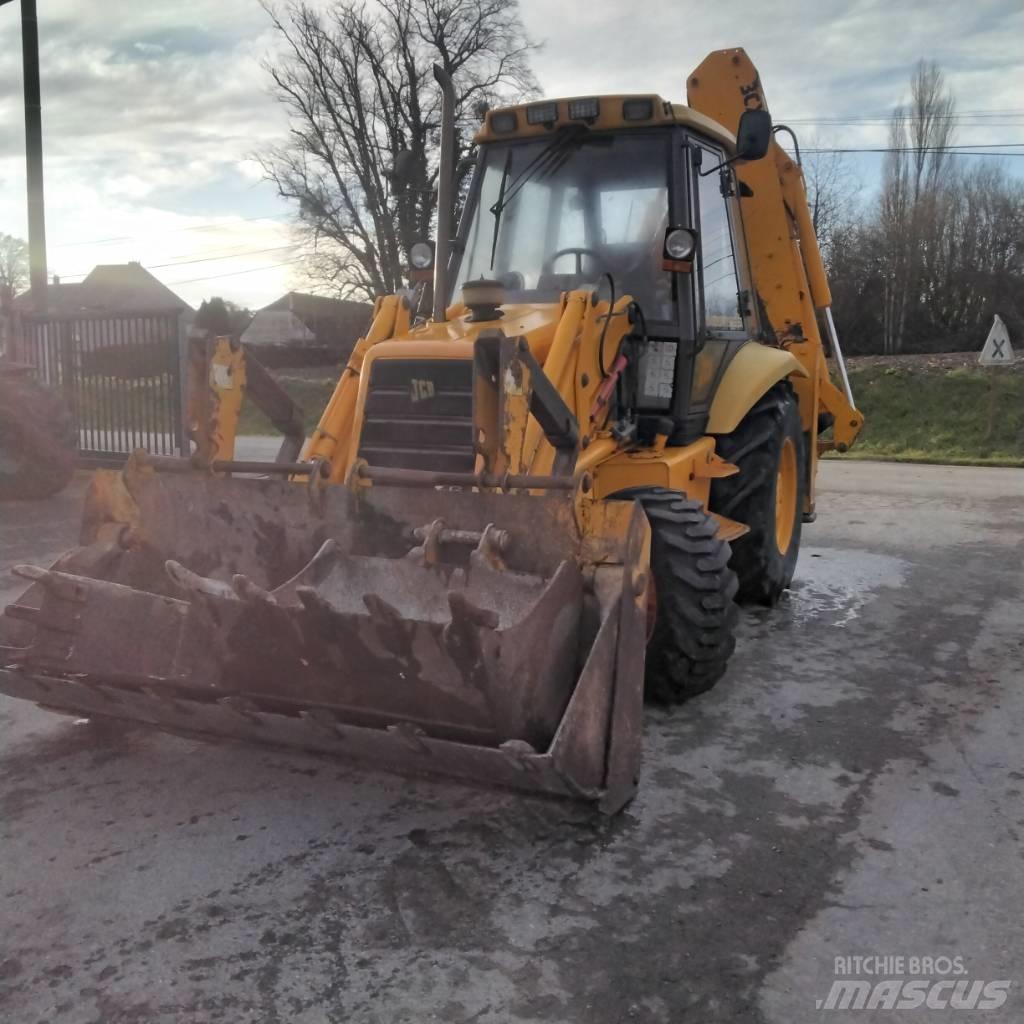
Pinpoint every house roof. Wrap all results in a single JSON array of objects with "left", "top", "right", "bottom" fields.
[
  {"left": 253, "top": 291, "right": 372, "bottom": 348},
  {"left": 13, "top": 262, "right": 192, "bottom": 315},
  {"left": 260, "top": 290, "right": 371, "bottom": 321},
  {"left": 241, "top": 310, "right": 317, "bottom": 347}
]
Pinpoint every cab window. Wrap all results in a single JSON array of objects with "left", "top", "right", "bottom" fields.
[{"left": 696, "top": 147, "right": 742, "bottom": 334}]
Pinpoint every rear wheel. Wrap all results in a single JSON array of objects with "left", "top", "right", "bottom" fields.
[
  {"left": 711, "top": 382, "right": 804, "bottom": 605},
  {"left": 616, "top": 488, "right": 739, "bottom": 704},
  {"left": 0, "top": 369, "right": 78, "bottom": 501}
]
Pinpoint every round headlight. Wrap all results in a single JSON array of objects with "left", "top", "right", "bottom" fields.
[
  {"left": 409, "top": 241, "right": 434, "bottom": 270},
  {"left": 664, "top": 227, "right": 697, "bottom": 261}
]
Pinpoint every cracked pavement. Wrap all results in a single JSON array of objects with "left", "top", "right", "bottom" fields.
[{"left": 1, "top": 461, "right": 1022, "bottom": 1023}]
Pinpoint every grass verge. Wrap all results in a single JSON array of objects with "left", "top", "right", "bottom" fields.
[{"left": 835, "top": 364, "right": 1023, "bottom": 466}]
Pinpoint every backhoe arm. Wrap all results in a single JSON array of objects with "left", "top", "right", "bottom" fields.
[{"left": 687, "top": 49, "right": 863, "bottom": 469}]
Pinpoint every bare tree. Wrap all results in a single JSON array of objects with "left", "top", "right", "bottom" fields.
[
  {"left": 0, "top": 233, "right": 29, "bottom": 310},
  {"left": 878, "top": 60, "right": 956, "bottom": 353},
  {"left": 802, "top": 141, "right": 862, "bottom": 271},
  {"left": 260, "top": 0, "right": 538, "bottom": 301},
  {"left": 925, "top": 163, "right": 1024, "bottom": 344}
]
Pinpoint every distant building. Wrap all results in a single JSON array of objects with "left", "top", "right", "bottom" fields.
[
  {"left": 13, "top": 262, "right": 192, "bottom": 316},
  {"left": 10, "top": 263, "right": 192, "bottom": 378},
  {"left": 241, "top": 291, "right": 372, "bottom": 367}
]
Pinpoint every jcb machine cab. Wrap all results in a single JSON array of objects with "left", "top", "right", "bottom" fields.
[{"left": 0, "top": 49, "right": 862, "bottom": 813}]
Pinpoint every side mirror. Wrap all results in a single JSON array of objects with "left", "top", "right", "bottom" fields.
[{"left": 735, "top": 109, "right": 772, "bottom": 161}]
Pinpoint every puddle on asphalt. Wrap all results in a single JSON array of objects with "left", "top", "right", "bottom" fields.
[{"left": 786, "top": 548, "right": 907, "bottom": 627}]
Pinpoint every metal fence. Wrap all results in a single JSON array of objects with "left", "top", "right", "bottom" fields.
[{"left": 16, "top": 310, "right": 188, "bottom": 467}]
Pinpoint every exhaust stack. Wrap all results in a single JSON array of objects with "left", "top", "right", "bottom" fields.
[{"left": 432, "top": 65, "right": 456, "bottom": 323}]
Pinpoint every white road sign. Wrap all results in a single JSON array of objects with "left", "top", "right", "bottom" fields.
[{"left": 979, "top": 314, "right": 1015, "bottom": 366}]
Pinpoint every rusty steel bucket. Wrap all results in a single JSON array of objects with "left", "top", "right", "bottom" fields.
[{"left": 0, "top": 455, "right": 649, "bottom": 812}]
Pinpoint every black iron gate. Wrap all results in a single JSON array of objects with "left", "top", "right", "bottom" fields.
[{"left": 17, "top": 310, "right": 187, "bottom": 467}]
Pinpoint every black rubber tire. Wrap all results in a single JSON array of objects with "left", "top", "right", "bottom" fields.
[
  {"left": 615, "top": 488, "right": 739, "bottom": 704},
  {"left": 0, "top": 370, "right": 78, "bottom": 501},
  {"left": 710, "top": 382, "right": 804, "bottom": 606}
]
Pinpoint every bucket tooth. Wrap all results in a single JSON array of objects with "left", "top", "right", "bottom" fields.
[
  {"left": 141, "top": 686, "right": 196, "bottom": 716},
  {"left": 11, "top": 565, "right": 86, "bottom": 603},
  {"left": 407, "top": 518, "right": 446, "bottom": 566},
  {"left": 361, "top": 593, "right": 420, "bottom": 660},
  {"left": 387, "top": 721, "right": 431, "bottom": 754},
  {"left": 232, "top": 574, "right": 275, "bottom": 604},
  {"left": 12, "top": 564, "right": 51, "bottom": 584},
  {"left": 166, "top": 560, "right": 237, "bottom": 601},
  {"left": 445, "top": 590, "right": 500, "bottom": 631},
  {"left": 500, "top": 738, "right": 541, "bottom": 773},
  {"left": 469, "top": 524, "right": 509, "bottom": 572},
  {"left": 295, "top": 585, "right": 333, "bottom": 616},
  {"left": 218, "top": 695, "right": 265, "bottom": 724},
  {"left": 361, "top": 591, "right": 409, "bottom": 624},
  {"left": 295, "top": 585, "right": 346, "bottom": 647},
  {"left": 4, "top": 604, "right": 42, "bottom": 625},
  {"left": 299, "top": 707, "right": 346, "bottom": 738},
  {"left": 441, "top": 591, "right": 498, "bottom": 693},
  {"left": 0, "top": 642, "right": 28, "bottom": 664},
  {"left": 88, "top": 682, "right": 128, "bottom": 710}
]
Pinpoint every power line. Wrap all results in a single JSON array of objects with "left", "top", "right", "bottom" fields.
[
  {"left": 49, "top": 212, "right": 291, "bottom": 250},
  {"left": 788, "top": 119, "right": 1024, "bottom": 127},
  {"left": 162, "top": 255, "right": 306, "bottom": 287},
  {"left": 791, "top": 122, "right": 1024, "bottom": 130},
  {"left": 804, "top": 145, "right": 1024, "bottom": 156},
  {"left": 786, "top": 108, "right": 1024, "bottom": 125},
  {"left": 56, "top": 243, "right": 299, "bottom": 281}
]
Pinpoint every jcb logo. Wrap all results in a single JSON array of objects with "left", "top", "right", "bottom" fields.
[
  {"left": 740, "top": 74, "right": 764, "bottom": 110},
  {"left": 410, "top": 378, "right": 435, "bottom": 402}
]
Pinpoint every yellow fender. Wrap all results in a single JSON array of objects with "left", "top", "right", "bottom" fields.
[{"left": 706, "top": 341, "right": 808, "bottom": 435}]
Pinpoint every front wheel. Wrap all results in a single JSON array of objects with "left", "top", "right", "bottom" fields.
[
  {"left": 614, "top": 488, "right": 739, "bottom": 705},
  {"left": 711, "top": 382, "right": 805, "bottom": 605}
]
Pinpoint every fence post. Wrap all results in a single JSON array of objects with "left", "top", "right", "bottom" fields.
[
  {"left": 175, "top": 312, "right": 190, "bottom": 457},
  {"left": 59, "top": 319, "right": 74, "bottom": 391},
  {"left": 9, "top": 310, "right": 25, "bottom": 363}
]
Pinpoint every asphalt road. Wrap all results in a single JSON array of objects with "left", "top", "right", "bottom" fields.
[{"left": 1, "top": 461, "right": 1022, "bottom": 1023}]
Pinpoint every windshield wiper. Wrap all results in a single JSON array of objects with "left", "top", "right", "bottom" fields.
[
  {"left": 489, "top": 149, "right": 512, "bottom": 269},
  {"left": 487, "top": 126, "right": 588, "bottom": 269}
]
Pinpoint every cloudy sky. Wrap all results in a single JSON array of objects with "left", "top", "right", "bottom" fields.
[{"left": 1, "top": 0, "right": 1021, "bottom": 310}]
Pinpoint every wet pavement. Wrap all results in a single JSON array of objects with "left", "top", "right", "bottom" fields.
[{"left": 1, "top": 461, "right": 1022, "bottom": 1023}]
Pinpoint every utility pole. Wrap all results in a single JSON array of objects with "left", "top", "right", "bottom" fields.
[{"left": 2, "top": 0, "right": 48, "bottom": 311}]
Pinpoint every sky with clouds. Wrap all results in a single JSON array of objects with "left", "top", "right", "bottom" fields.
[{"left": 0, "top": 0, "right": 1021, "bottom": 310}]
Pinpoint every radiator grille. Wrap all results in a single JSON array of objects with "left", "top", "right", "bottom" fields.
[{"left": 358, "top": 359, "right": 475, "bottom": 473}]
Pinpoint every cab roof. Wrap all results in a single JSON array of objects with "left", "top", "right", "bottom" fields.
[{"left": 474, "top": 95, "right": 736, "bottom": 151}]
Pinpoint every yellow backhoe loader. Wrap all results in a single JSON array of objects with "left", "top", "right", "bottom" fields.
[{"left": 0, "top": 49, "right": 862, "bottom": 813}]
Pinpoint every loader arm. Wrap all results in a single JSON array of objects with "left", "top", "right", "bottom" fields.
[{"left": 687, "top": 49, "right": 864, "bottom": 508}]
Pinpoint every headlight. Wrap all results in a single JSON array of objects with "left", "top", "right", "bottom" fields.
[
  {"left": 490, "top": 110, "right": 517, "bottom": 134},
  {"left": 526, "top": 102, "right": 558, "bottom": 126},
  {"left": 568, "top": 98, "right": 599, "bottom": 121},
  {"left": 409, "top": 241, "right": 435, "bottom": 270},
  {"left": 622, "top": 98, "right": 654, "bottom": 121},
  {"left": 664, "top": 227, "right": 697, "bottom": 261}
]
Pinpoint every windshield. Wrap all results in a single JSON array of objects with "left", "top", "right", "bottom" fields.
[{"left": 454, "top": 133, "right": 674, "bottom": 320}]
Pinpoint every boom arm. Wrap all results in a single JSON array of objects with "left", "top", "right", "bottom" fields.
[{"left": 687, "top": 49, "right": 863, "bottom": 500}]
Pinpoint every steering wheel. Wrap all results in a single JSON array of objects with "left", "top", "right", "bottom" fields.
[{"left": 544, "top": 246, "right": 602, "bottom": 277}]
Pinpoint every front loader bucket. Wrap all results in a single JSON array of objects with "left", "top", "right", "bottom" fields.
[{"left": 0, "top": 455, "right": 649, "bottom": 812}]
